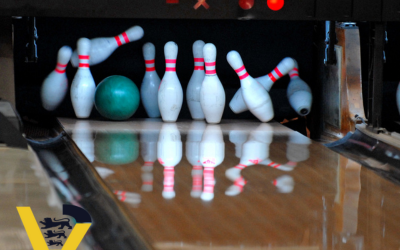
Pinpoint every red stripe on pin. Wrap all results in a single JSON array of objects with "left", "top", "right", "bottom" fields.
[
  {"left": 55, "top": 68, "right": 66, "bottom": 74},
  {"left": 206, "top": 69, "right": 216, "bottom": 74},
  {"left": 146, "top": 67, "right": 156, "bottom": 71},
  {"left": 239, "top": 72, "right": 249, "bottom": 80},
  {"left": 165, "top": 59, "right": 176, "bottom": 63},
  {"left": 194, "top": 58, "right": 204, "bottom": 62},
  {"left": 114, "top": 36, "right": 122, "bottom": 46},
  {"left": 57, "top": 63, "right": 67, "bottom": 67},
  {"left": 122, "top": 32, "right": 130, "bottom": 43},
  {"left": 290, "top": 73, "right": 299, "bottom": 77},
  {"left": 79, "top": 63, "right": 89, "bottom": 68},
  {"left": 166, "top": 67, "right": 176, "bottom": 71},
  {"left": 274, "top": 68, "right": 283, "bottom": 77},
  {"left": 145, "top": 59, "right": 155, "bottom": 64},
  {"left": 268, "top": 72, "right": 277, "bottom": 82},
  {"left": 78, "top": 55, "right": 89, "bottom": 60},
  {"left": 205, "top": 62, "right": 216, "bottom": 66},
  {"left": 194, "top": 66, "right": 204, "bottom": 70},
  {"left": 235, "top": 65, "right": 245, "bottom": 73}
]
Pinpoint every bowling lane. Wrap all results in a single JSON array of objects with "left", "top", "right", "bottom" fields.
[{"left": 60, "top": 118, "right": 400, "bottom": 250}]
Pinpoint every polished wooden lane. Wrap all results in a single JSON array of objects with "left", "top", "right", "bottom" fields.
[{"left": 60, "top": 118, "right": 400, "bottom": 250}]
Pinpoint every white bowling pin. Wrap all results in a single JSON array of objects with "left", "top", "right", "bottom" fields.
[
  {"left": 287, "top": 60, "right": 313, "bottom": 116},
  {"left": 230, "top": 57, "right": 295, "bottom": 114},
  {"left": 41, "top": 46, "right": 72, "bottom": 111},
  {"left": 158, "top": 42, "right": 183, "bottom": 122},
  {"left": 186, "top": 121, "right": 206, "bottom": 197},
  {"left": 141, "top": 43, "right": 161, "bottom": 118},
  {"left": 70, "top": 26, "right": 144, "bottom": 67},
  {"left": 157, "top": 123, "right": 182, "bottom": 199},
  {"left": 70, "top": 38, "right": 96, "bottom": 118},
  {"left": 187, "top": 40, "right": 206, "bottom": 120},
  {"left": 72, "top": 120, "right": 94, "bottom": 162},
  {"left": 199, "top": 125, "right": 225, "bottom": 201},
  {"left": 227, "top": 51, "right": 274, "bottom": 122},
  {"left": 200, "top": 43, "right": 226, "bottom": 124}
]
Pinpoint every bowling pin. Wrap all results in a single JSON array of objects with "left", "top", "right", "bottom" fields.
[
  {"left": 230, "top": 57, "right": 295, "bottom": 114},
  {"left": 187, "top": 40, "right": 206, "bottom": 120},
  {"left": 287, "top": 60, "right": 313, "bottom": 116},
  {"left": 70, "top": 38, "right": 96, "bottom": 118},
  {"left": 186, "top": 121, "right": 206, "bottom": 197},
  {"left": 158, "top": 42, "right": 183, "bottom": 122},
  {"left": 141, "top": 43, "right": 161, "bottom": 118},
  {"left": 41, "top": 46, "right": 72, "bottom": 111},
  {"left": 157, "top": 123, "right": 182, "bottom": 199},
  {"left": 70, "top": 26, "right": 144, "bottom": 67},
  {"left": 199, "top": 125, "right": 225, "bottom": 201},
  {"left": 227, "top": 51, "right": 274, "bottom": 122},
  {"left": 200, "top": 43, "right": 225, "bottom": 124}
]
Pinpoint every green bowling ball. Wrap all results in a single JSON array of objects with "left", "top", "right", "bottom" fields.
[
  {"left": 95, "top": 132, "right": 139, "bottom": 165},
  {"left": 94, "top": 75, "right": 140, "bottom": 120}
]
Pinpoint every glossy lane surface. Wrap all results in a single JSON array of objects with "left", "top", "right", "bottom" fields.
[{"left": 60, "top": 118, "right": 400, "bottom": 250}]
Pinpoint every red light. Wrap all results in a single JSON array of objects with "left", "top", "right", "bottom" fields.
[{"left": 267, "top": 0, "right": 284, "bottom": 11}]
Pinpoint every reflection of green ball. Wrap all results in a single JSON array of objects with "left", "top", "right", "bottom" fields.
[
  {"left": 95, "top": 132, "right": 139, "bottom": 165},
  {"left": 94, "top": 75, "right": 140, "bottom": 120}
]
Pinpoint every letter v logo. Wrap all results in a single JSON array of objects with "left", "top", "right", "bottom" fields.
[{"left": 17, "top": 204, "right": 92, "bottom": 250}]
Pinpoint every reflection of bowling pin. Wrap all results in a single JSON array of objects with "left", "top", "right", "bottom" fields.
[
  {"left": 70, "top": 26, "right": 144, "bottom": 67},
  {"left": 225, "top": 124, "right": 273, "bottom": 196},
  {"left": 261, "top": 131, "right": 311, "bottom": 171},
  {"left": 229, "top": 130, "right": 248, "bottom": 158},
  {"left": 158, "top": 42, "right": 183, "bottom": 122},
  {"left": 141, "top": 42, "right": 161, "bottom": 118},
  {"left": 287, "top": 60, "right": 312, "bottom": 116},
  {"left": 227, "top": 51, "right": 273, "bottom": 122},
  {"left": 187, "top": 40, "right": 206, "bottom": 120},
  {"left": 157, "top": 123, "right": 182, "bottom": 199},
  {"left": 140, "top": 122, "right": 160, "bottom": 192},
  {"left": 199, "top": 125, "right": 225, "bottom": 201},
  {"left": 95, "top": 167, "right": 114, "bottom": 179},
  {"left": 72, "top": 120, "right": 94, "bottom": 162},
  {"left": 186, "top": 121, "right": 207, "bottom": 197},
  {"left": 273, "top": 175, "right": 294, "bottom": 193},
  {"left": 200, "top": 43, "right": 225, "bottom": 124},
  {"left": 70, "top": 38, "right": 96, "bottom": 118},
  {"left": 41, "top": 46, "right": 72, "bottom": 111},
  {"left": 230, "top": 57, "right": 295, "bottom": 114}
]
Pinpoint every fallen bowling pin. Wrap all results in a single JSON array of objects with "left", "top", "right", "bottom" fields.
[
  {"left": 229, "top": 57, "right": 295, "bottom": 114},
  {"left": 200, "top": 43, "right": 225, "bottom": 124},
  {"left": 41, "top": 46, "right": 72, "bottom": 111},
  {"left": 187, "top": 40, "right": 206, "bottom": 120},
  {"left": 158, "top": 42, "right": 183, "bottom": 122},
  {"left": 287, "top": 60, "right": 312, "bottom": 116},
  {"left": 141, "top": 42, "right": 161, "bottom": 118},
  {"left": 70, "top": 26, "right": 144, "bottom": 67},
  {"left": 227, "top": 51, "right": 274, "bottom": 122},
  {"left": 70, "top": 38, "right": 96, "bottom": 118},
  {"left": 273, "top": 175, "right": 294, "bottom": 193}
]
